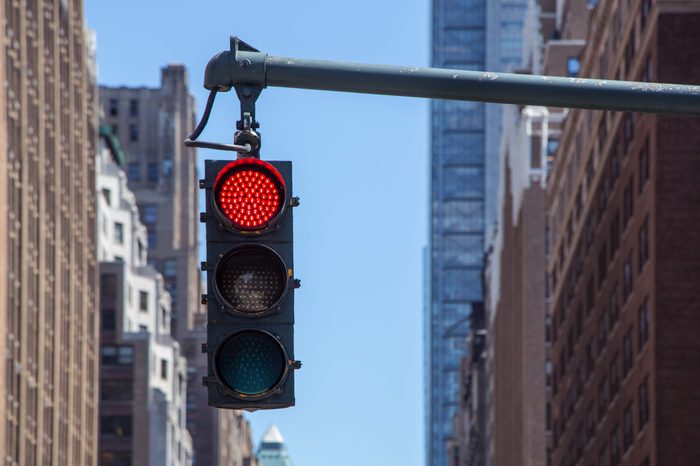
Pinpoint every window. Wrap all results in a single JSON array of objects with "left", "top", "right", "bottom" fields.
[
  {"left": 148, "top": 231, "right": 157, "bottom": 249},
  {"left": 639, "top": 376, "right": 650, "bottom": 428},
  {"left": 610, "top": 211, "right": 620, "bottom": 258},
  {"left": 161, "top": 359, "right": 168, "bottom": 380},
  {"left": 639, "top": 216, "right": 649, "bottom": 270},
  {"left": 638, "top": 297, "right": 650, "bottom": 349},
  {"left": 623, "top": 178, "right": 634, "bottom": 227},
  {"left": 164, "top": 259, "right": 177, "bottom": 278},
  {"left": 129, "top": 124, "right": 139, "bottom": 142},
  {"left": 142, "top": 205, "right": 157, "bottom": 224},
  {"left": 101, "top": 273, "right": 117, "bottom": 300},
  {"left": 114, "top": 222, "right": 124, "bottom": 244},
  {"left": 101, "top": 450, "right": 133, "bottom": 466},
  {"left": 101, "top": 379, "right": 133, "bottom": 401},
  {"left": 623, "top": 401, "right": 635, "bottom": 452},
  {"left": 609, "top": 284, "right": 620, "bottom": 329},
  {"left": 598, "top": 312, "right": 608, "bottom": 352},
  {"left": 575, "top": 306, "right": 583, "bottom": 340},
  {"left": 610, "top": 424, "right": 621, "bottom": 465},
  {"left": 598, "top": 377, "right": 609, "bottom": 420},
  {"left": 567, "top": 56, "right": 581, "bottom": 77},
  {"left": 128, "top": 162, "right": 141, "bottom": 181},
  {"left": 163, "top": 159, "right": 173, "bottom": 177},
  {"left": 623, "top": 327, "right": 634, "bottom": 377},
  {"left": 624, "top": 30, "right": 636, "bottom": 76},
  {"left": 623, "top": 114, "right": 635, "bottom": 154},
  {"left": 644, "top": 55, "right": 653, "bottom": 82},
  {"left": 129, "top": 98, "right": 139, "bottom": 117},
  {"left": 639, "top": 137, "right": 650, "bottom": 192},
  {"left": 609, "top": 353, "right": 620, "bottom": 400},
  {"left": 102, "top": 308, "right": 116, "bottom": 331},
  {"left": 139, "top": 291, "right": 148, "bottom": 312},
  {"left": 586, "top": 400, "right": 596, "bottom": 440},
  {"left": 585, "top": 339, "right": 594, "bottom": 379},
  {"left": 598, "top": 244, "right": 608, "bottom": 286},
  {"left": 100, "top": 415, "right": 132, "bottom": 437},
  {"left": 623, "top": 253, "right": 634, "bottom": 302},
  {"left": 101, "top": 345, "right": 133, "bottom": 366},
  {"left": 109, "top": 98, "right": 118, "bottom": 117},
  {"left": 147, "top": 162, "right": 158, "bottom": 182},
  {"left": 641, "top": 0, "right": 651, "bottom": 27},
  {"left": 102, "top": 188, "right": 112, "bottom": 206}
]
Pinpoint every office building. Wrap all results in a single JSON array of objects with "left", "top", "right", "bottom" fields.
[
  {"left": 0, "top": 0, "right": 99, "bottom": 464},
  {"left": 427, "top": 1, "right": 527, "bottom": 464},
  {"left": 96, "top": 126, "right": 193, "bottom": 466},
  {"left": 99, "top": 65, "right": 199, "bottom": 341},
  {"left": 547, "top": 1, "right": 700, "bottom": 465}
]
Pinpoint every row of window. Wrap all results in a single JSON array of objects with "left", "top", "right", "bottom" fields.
[
  {"left": 108, "top": 97, "right": 139, "bottom": 118},
  {"left": 556, "top": 376, "right": 650, "bottom": 466},
  {"left": 550, "top": 120, "right": 649, "bottom": 306},
  {"left": 552, "top": 216, "right": 649, "bottom": 376},
  {"left": 552, "top": 294, "right": 651, "bottom": 436},
  {"left": 127, "top": 160, "right": 172, "bottom": 183}
]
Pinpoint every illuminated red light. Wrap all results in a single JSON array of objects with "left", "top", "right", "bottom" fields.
[{"left": 214, "top": 159, "right": 285, "bottom": 230}]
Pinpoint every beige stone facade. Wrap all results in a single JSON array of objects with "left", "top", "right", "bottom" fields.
[{"left": 0, "top": 0, "right": 99, "bottom": 464}]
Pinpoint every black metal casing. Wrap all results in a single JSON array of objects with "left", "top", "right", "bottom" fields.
[{"left": 202, "top": 159, "right": 296, "bottom": 411}]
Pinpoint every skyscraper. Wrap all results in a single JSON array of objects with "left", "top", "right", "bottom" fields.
[
  {"left": 256, "top": 425, "right": 293, "bottom": 466},
  {"left": 427, "top": 1, "right": 526, "bottom": 465},
  {"left": 0, "top": 0, "right": 100, "bottom": 464}
]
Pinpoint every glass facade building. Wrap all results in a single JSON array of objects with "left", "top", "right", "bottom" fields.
[{"left": 426, "top": 1, "right": 526, "bottom": 466}]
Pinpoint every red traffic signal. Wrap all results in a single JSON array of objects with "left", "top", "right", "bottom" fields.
[{"left": 213, "top": 158, "right": 286, "bottom": 231}]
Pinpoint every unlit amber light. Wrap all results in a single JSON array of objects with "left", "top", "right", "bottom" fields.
[{"left": 217, "top": 169, "right": 281, "bottom": 229}]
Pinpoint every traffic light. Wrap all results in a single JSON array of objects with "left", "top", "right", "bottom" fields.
[{"left": 200, "top": 157, "right": 300, "bottom": 411}]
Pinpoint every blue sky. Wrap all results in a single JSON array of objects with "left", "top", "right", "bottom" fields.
[{"left": 85, "top": 2, "right": 430, "bottom": 465}]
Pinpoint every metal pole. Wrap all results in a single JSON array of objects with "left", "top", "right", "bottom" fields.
[{"left": 204, "top": 37, "right": 700, "bottom": 116}]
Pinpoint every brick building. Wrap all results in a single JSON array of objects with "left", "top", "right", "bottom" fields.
[{"left": 547, "top": 1, "right": 700, "bottom": 465}]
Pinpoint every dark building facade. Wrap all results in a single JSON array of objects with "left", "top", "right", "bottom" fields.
[{"left": 547, "top": 1, "right": 700, "bottom": 465}]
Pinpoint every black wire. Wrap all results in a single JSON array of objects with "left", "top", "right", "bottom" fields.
[{"left": 186, "top": 89, "right": 218, "bottom": 142}]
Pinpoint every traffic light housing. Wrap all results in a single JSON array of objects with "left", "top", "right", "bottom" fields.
[{"left": 201, "top": 158, "right": 299, "bottom": 411}]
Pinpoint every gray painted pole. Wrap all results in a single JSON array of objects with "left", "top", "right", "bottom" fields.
[{"left": 203, "top": 37, "right": 700, "bottom": 115}]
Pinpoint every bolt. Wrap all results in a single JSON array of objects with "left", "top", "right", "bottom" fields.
[
  {"left": 291, "top": 196, "right": 300, "bottom": 207},
  {"left": 293, "top": 360, "right": 302, "bottom": 370},
  {"left": 201, "top": 294, "right": 208, "bottom": 305},
  {"left": 199, "top": 179, "right": 205, "bottom": 189},
  {"left": 242, "top": 86, "right": 252, "bottom": 97},
  {"left": 239, "top": 59, "right": 252, "bottom": 69},
  {"left": 294, "top": 279, "right": 302, "bottom": 289},
  {"left": 201, "top": 343, "right": 208, "bottom": 353},
  {"left": 200, "top": 261, "right": 207, "bottom": 271},
  {"left": 199, "top": 212, "right": 207, "bottom": 223}
]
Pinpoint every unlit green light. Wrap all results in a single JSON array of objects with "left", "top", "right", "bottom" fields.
[{"left": 216, "top": 331, "right": 286, "bottom": 396}]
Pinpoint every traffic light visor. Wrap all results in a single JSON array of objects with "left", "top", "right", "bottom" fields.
[
  {"left": 215, "top": 330, "right": 288, "bottom": 397},
  {"left": 213, "top": 158, "right": 286, "bottom": 231},
  {"left": 214, "top": 245, "right": 288, "bottom": 315}
]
